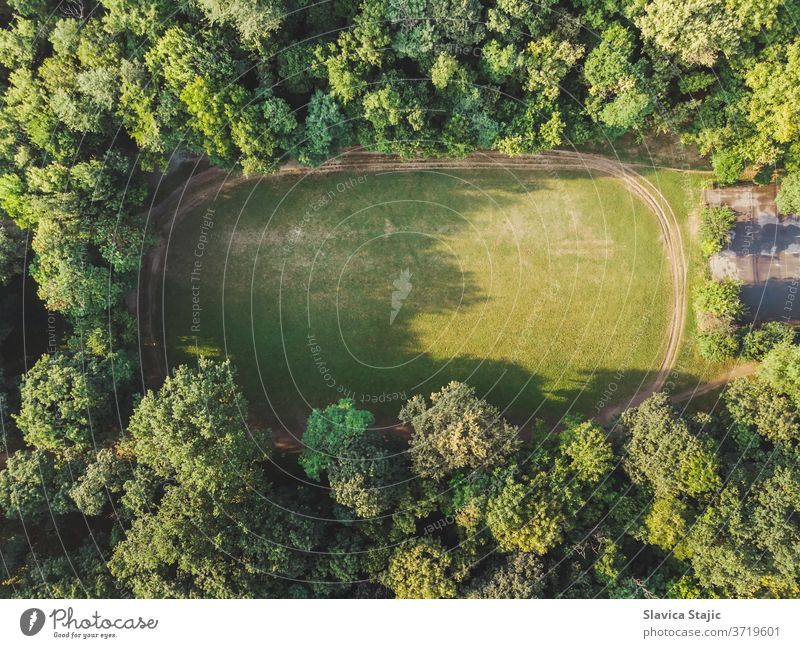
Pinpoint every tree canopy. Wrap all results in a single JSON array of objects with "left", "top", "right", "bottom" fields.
[{"left": 2, "top": 0, "right": 800, "bottom": 601}]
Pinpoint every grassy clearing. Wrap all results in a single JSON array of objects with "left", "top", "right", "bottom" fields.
[
  {"left": 636, "top": 167, "right": 746, "bottom": 393},
  {"left": 160, "top": 168, "right": 672, "bottom": 426}
]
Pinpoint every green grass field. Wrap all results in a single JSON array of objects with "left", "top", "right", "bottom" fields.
[
  {"left": 160, "top": 168, "right": 673, "bottom": 426},
  {"left": 634, "top": 166, "right": 744, "bottom": 393}
]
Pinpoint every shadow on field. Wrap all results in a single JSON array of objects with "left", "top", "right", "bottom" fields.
[
  {"left": 547, "top": 365, "right": 705, "bottom": 430},
  {"left": 270, "top": 365, "right": 713, "bottom": 453},
  {"left": 241, "top": 173, "right": 572, "bottom": 437},
  {"left": 265, "top": 353, "right": 549, "bottom": 452},
  {"left": 153, "top": 168, "right": 671, "bottom": 449}
]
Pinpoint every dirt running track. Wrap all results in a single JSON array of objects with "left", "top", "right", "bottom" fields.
[
  {"left": 670, "top": 362, "right": 758, "bottom": 405},
  {"left": 137, "top": 149, "right": 688, "bottom": 446}
]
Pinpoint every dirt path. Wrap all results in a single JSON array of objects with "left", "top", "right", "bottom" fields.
[
  {"left": 136, "top": 164, "right": 253, "bottom": 393},
  {"left": 137, "top": 149, "right": 689, "bottom": 446},
  {"left": 670, "top": 362, "right": 758, "bottom": 404}
]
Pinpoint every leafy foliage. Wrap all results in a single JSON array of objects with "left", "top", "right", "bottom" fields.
[
  {"left": 126, "top": 359, "right": 269, "bottom": 501},
  {"left": 622, "top": 393, "right": 720, "bottom": 498},
  {"left": 0, "top": 448, "right": 77, "bottom": 518},
  {"left": 742, "top": 322, "right": 796, "bottom": 360},
  {"left": 383, "top": 538, "right": 457, "bottom": 599},
  {"left": 4, "top": 0, "right": 800, "bottom": 601},
  {"left": 693, "top": 277, "right": 746, "bottom": 360},
  {"left": 699, "top": 206, "right": 737, "bottom": 257},
  {"left": 299, "top": 399, "right": 375, "bottom": 481},
  {"left": 693, "top": 278, "right": 745, "bottom": 319},
  {"left": 776, "top": 172, "right": 800, "bottom": 215},
  {"left": 464, "top": 552, "right": 546, "bottom": 599},
  {"left": 15, "top": 352, "right": 116, "bottom": 451},
  {"left": 759, "top": 342, "right": 800, "bottom": 408},
  {"left": 400, "top": 381, "right": 519, "bottom": 480}
]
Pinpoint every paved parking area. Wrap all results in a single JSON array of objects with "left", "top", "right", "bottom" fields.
[{"left": 707, "top": 185, "right": 800, "bottom": 322}]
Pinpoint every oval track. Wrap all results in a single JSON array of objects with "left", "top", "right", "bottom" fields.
[
  {"left": 285, "top": 149, "right": 688, "bottom": 418},
  {"left": 139, "top": 149, "right": 688, "bottom": 426}
]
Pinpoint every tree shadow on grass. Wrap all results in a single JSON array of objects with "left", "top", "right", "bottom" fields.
[
  {"left": 228, "top": 171, "right": 560, "bottom": 437},
  {"left": 155, "top": 167, "right": 668, "bottom": 447},
  {"left": 547, "top": 365, "right": 708, "bottom": 430}
]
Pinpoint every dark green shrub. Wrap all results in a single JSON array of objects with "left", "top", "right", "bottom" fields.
[
  {"left": 742, "top": 322, "right": 797, "bottom": 360},
  {"left": 753, "top": 164, "right": 775, "bottom": 186},
  {"left": 712, "top": 149, "right": 744, "bottom": 186},
  {"left": 699, "top": 206, "right": 737, "bottom": 257},
  {"left": 697, "top": 327, "right": 740, "bottom": 361},
  {"left": 776, "top": 172, "right": 800, "bottom": 215},
  {"left": 693, "top": 278, "right": 746, "bottom": 320}
]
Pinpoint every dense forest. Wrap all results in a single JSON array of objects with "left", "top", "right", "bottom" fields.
[{"left": 1, "top": 0, "right": 800, "bottom": 598}]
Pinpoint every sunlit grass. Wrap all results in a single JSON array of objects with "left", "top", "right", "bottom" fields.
[{"left": 161, "top": 169, "right": 672, "bottom": 425}]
